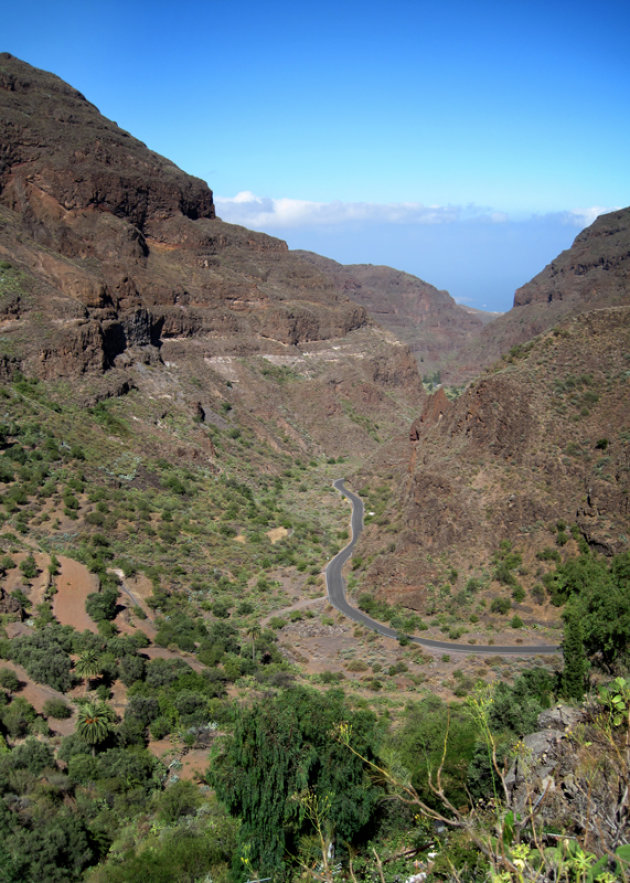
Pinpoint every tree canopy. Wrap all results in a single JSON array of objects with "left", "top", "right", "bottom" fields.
[{"left": 211, "top": 686, "right": 381, "bottom": 880}]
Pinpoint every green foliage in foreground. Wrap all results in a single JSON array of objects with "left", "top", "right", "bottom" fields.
[
  {"left": 548, "top": 550, "right": 630, "bottom": 677},
  {"left": 211, "top": 686, "right": 381, "bottom": 881}
]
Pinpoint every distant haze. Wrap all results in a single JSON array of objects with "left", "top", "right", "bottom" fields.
[{"left": 215, "top": 196, "right": 602, "bottom": 312}]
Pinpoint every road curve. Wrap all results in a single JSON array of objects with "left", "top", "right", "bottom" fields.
[{"left": 326, "top": 479, "right": 561, "bottom": 657}]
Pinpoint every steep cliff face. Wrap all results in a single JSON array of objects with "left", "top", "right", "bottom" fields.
[
  {"left": 0, "top": 52, "right": 215, "bottom": 235},
  {"left": 448, "top": 207, "right": 630, "bottom": 381},
  {"left": 295, "top": 251, "right": 489, "bottom": 376},
  {"left": 0, "top": 54, "right": 378, "bottom": 381},
  {"left": 0, "top": 54, "right": 423, "bottom": 461},
  {"left": 513, "top": 208, "right": 630, "bottom": 308},
  {"left": 358, "top": 306, "right": 630, "bottom": 606}
]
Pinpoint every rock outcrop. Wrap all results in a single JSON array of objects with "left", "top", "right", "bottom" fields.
[
  {"left": 0, "top": 54, "right": 425, "bottom": 464},
  {"left": 505, "top": 704, "right": 629, "bottom": 855},
  {"left": 448, "top": 207, "right": 630, "bottom": 382},
  {"left": 514, "top": 208, "right": 630, "bottom": 308},
  {"left": 0, "top": 54, "right": 376, "bottom": 380},
  {"left": 295, "top": 252, "right": 490, "bottom": 376},
  {"left": 358, "top": 305, "right": 630, "bottom": 603}
]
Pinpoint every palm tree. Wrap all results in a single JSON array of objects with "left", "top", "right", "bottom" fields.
[
  {"left": 74, "top": 650, "right": 101, "bottom": 694},
  {"left": 247, "top": 624, "right": 262, "bottom": 662},
  {"left": 75, "top": 698, "right": 115, "bottom": 756}
]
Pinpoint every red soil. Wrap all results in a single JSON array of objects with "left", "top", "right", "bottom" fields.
[{"left": 53, "top": 556, "right": 99, "bottom": 633}]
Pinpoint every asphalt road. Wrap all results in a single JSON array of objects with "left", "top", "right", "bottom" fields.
[{"left": 325, "top": 479, "right": 560, "bottom": 657}]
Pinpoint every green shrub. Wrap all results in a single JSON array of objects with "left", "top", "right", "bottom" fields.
[
  {"left": 85, "top": 587, "right": 119, "bottom": 622},
  {"left": 531, "top": 584, "right": 546, "bottom": 604},
  {"left": 157, "top": 779, "right": 202, "bottom": 823},
  {"left": 19, "top": 553, "right": 37, "bottom": 581},
  {"left": 118, "top": 654, "right": 146, "bottom": 686},
  {"left": 4, "top": 736, "right": 54, "bottom": 774},
  {"left": 2, "top": 695, "right": 38, "bottom": 737},
  {"left": 43, "top": 697, "right": 72, "bottom": 719},
  {"left": 490, "top": 597, "right": 510, "bottom": 615},
  {"left": 10, "top": 629, "right": 74, "bottom": 692},
  {"left": 0, "top": 668, "right": 20, "bottom": 693},
  {"left": 149, "top": 716, "right": 171, "bottom": 740},
  {"left": 346, "top": 659, "right": 369, "bottom": 672},
  {"left": 536, "top": 547, "right": 560, "bottom": 562}
]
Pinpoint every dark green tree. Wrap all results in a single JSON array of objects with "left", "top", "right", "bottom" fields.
[
  {"left": 0, "top": 668, "right": 20, "bottom": 696},
  {"left": 544, "top": 551, "right": 630, "bottom": 670},
  {"left": 212, "top": 687, "right": 380, "bottom": 881},
  {"left": 395, "top": 696, "right": 478, "bottom": 810},
  {"left": 85, "top": 588, "right": 119, "bottom": 623},
  {"left": 19, "top": 553, "right": 37, "bottom": 581},
  {"left": 1, "top": 696, "right": 37, "bottom": 738},
  {"left": 10, "top": 627, "right": 74, "bottom": 692},
  {"left": 561, "top": 608, "right": 589, "bottom": 700},
  {"left": 572, "top": 559, "right": 630, "bottom": 670}
]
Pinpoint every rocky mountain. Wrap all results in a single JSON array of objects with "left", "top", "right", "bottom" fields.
[
  {"left": 295, "top": 251, "right": 491, "bottom": 378},
  {"left": 0, "top": 53, "right": 422, "bottom": 461},
  {"left": 447, "top": 207, "right": 630, "bottom": 381},
  {"left": 2, "top": 52, "right": 629, "bottom": 616},
  {"left": 355, "top": 303, "right": 630, "bottom": 611},
  {"left": 0, "top": 52, "right": 628, "bottom": 883}
]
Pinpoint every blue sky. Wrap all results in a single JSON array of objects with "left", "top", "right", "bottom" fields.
[{"left": 4, "top": 0, "right": 629, "bottom": 311}]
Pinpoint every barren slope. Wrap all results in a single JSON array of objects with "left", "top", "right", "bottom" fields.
[
  {"left": 296, "top": 250, "right": 489, "bottom": 377},
  {"left": 356, "top": 306, "right": 630, "bottom": 613}
]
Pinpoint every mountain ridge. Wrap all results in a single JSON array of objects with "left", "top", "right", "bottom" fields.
[{"left": 445, "top": 206, "right": 630, "bottom": 381}]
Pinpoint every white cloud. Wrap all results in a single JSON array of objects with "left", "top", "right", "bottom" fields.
[
  {"left": 214, "top": 192, "right": 497, "bottom": 229},
  {"left": 214, "top": 193, "right": 618, "bottom": 236},
  {"left": 566, "top": 206, "right": 618, "bottom": 227}
]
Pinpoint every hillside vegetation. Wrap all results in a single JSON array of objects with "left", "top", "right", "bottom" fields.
[{"left": 0, "top": 54, "right": 628, "bottom": 882}]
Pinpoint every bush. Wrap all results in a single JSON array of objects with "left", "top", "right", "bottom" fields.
[
  {"left": 154, "top": 612, "right": 201, "bottom": 652},
  {"left": 490, "top": 597, "right": 510, "bottom": 615},
  {"left": 67, "top": 753, "right": 100, "bottom": 785},
  {"left": 145, "top": 657, "right": 193, "bottom": 689},
  {"left": 346, "top": 659, "right": 369, "bottom": 672},
  {"left": 85, "top": 587, "right": 119, "bottom": 622},
  {"left": 157, "top": 779, "right": 202, "bottom": 823},
  {"left": 6, "top": 736, "right": 54, "bottom": 774},
  {"left": 117, "top": 715, "right": 147, "bottom": 747},
  {"left": 531, "top": 584, "right": 546, "bottom": 604},
  {"left": 212, "top": 687, "right": 380, "bottom": 877},
  {"left": 10, "top": 629, "right": 74, "bottom": 692},
  {"left": 118, "top": 653, "right": 146, "bottom": 686},
  {"left": 96, "top": 746, "right": 157, "bottom": 793},
  {"left": 19, "top": 553, "right": 37, "bottom": 581},
  {"left": 536, "top": 547, "right": 560, "bottom": 562},
  {"left": 43, "top": 697, "right": 72, "bottom": 719},
  {"left": 149, "top": 717, "right": 171, "bottom": 740},
  {"left": 319, "top": 670, "right": 344, "bottom": 684},
  {"left": 0, "top": 668, "right": 19, "bottom": 693},
  {"left": 2, "top": 696, "right": 38, "bottom": 738}
]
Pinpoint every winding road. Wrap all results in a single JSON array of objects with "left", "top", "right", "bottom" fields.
[{"left": 326, "top": 479, "right": 560, "bottom": 657}]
